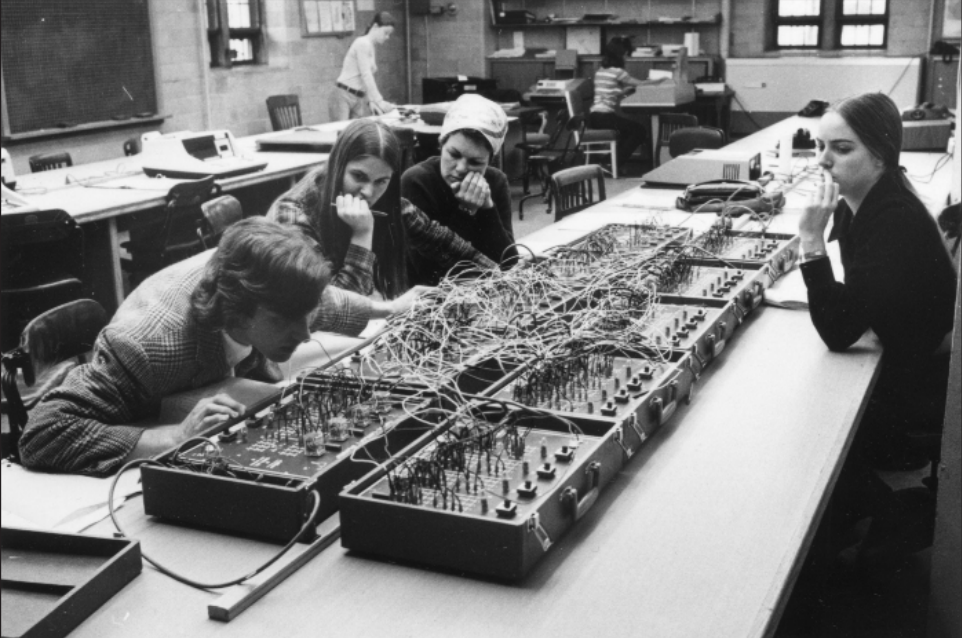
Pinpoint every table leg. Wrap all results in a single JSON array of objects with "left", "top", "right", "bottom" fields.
[{"left": 82, "top": 218, "right": 124, "bottom": 315}]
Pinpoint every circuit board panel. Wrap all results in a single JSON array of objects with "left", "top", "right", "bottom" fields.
[{"left": 364, "top": 426, "right": 600, "bottom": 520}]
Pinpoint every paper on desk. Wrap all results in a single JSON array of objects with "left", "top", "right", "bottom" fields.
[
  {"left": 762, "top": 266, "right": 809, "bottom": 310},
  {"left": 1, "top": 461, "right": 142, "bottom": 532}
]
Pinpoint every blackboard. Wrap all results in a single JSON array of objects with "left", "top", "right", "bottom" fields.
[{"left": 1, "top": 0, "right": 157, "bottom": 137}]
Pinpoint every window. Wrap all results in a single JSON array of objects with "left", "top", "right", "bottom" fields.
[
  {"left": 771, "top": 0, "right": 889, "bottom": 50},
  {"left": 837, "top": 0, "right": 888, "bottom": 48},
  {"left": 207, "top": 0, "right": 265, "bottom": 67},
  {"left": 773, "top": 0, "right": 823, "bottom": 48}
]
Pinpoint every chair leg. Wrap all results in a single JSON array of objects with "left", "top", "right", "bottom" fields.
[{"left": 611, "top": 143, "right": 618, "bottom": 179}]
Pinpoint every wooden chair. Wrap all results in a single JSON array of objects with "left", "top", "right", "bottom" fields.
[
  {"left": 654, "top": 113, "right": 699, "bottom": 166},
  {"left": 0, "top": 209, "right": 85, "bottom": 352},
  {"left": 266, "top": 95, "right": 303, "bottom": 131},
  {"left": 121, "top": 176, "right": 219, "bottom": 288},
  {"left": 1, "top": 300, "right": 108, "bottom": 462},
  {"left": 549, "top": 165, "right": 607, "bottom": 221},
  {"left": 517, "top": 110, "right": 579, "bottom": 219},
  {"left": 668, "top": 126, "right": 726, "bottom": 159},
  {"left": 565, "top": 91, "right": 619, "bottom": 178},
  {"left": 28, "top": 152, "right": 73, "bottom": 173},
  {"left": 197, "top": 195, "right": 243, "bottom": 250}
]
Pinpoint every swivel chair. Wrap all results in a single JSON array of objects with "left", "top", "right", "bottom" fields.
[
  {"left": 121, "top": 176, "right": 219, "bottom": 289},
  {"left": 1, "top": 300, "right": 108, "bottom": 462},
  {"left": 1, "top": 209, "right": 85, "bottom": 353},
  {"left": 197, "top": 195, "right": 244, "bottom": 250},
  {"left": 654, "top": 113, "right": 699, "bottom": 166},
  {"left": 668, "top": 126, "right": 726, "bottom": 158},
  {"left": 517, "top": 110, "right": 579, "bottom": 219}
]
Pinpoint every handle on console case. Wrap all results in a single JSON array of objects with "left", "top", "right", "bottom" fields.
[{"left": 561, "top": 462, "right": 601, "bottom": 521}]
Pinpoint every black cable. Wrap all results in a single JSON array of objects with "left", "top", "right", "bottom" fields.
[{"left": 108, "top": 456, "right": 320, "bottom": 590}]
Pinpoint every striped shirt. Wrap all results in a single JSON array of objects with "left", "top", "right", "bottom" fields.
[{"left": 590, "top": 67, "right": 631, "bottom": 113}]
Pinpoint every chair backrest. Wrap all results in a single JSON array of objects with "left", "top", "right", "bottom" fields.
[
  {"left": 123, "top": 136, "right": 142, "bottom": 156},
  {"left": 668, "top": 126, "right": 726, "bottom": 159},
  {"left": 389, "top": 126, "right": 418, "bottom": 173},
  {"left": 266, "top": 94, "right": 303, "bottom": 131},
  {"left": 655, "top": 113, "right": 699, "bottom": 166},
  {"left": 1, "top": 210, "right": 85, "bottom": 351},
  {"left": 1, "top": 299, "right": 108, "bottom": 462},
  {"left": 549, "top": 164, "right": 607, "bottom": 221},
  {"left": 124, "top": 176, "right": 218, "bottom": 285},
  {"left": 28, "top": 152, "right": 73, "bottom": 173},
  {"left": 198, "top": 195, "right": 243, "bottom": 249}
]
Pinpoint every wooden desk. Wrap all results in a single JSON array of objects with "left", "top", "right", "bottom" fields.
[{"left": 22, "top": 122, "right": 956, "bottom": 638}]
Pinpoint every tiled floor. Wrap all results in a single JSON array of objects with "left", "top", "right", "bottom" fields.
[{"left": 510, "top": 167, "right": 937, "bottom": 638}]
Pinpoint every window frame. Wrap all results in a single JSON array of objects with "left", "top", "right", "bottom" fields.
[
  {"left": 206, "top": 0, "right": 266, "bottom": 68},
  {"left": 771, "top": 0, "right": 826, "bottom": 50},
  {"left": 769, "top": 0, "right": 890, "bottom": 52},
  {"left": 834, "top": 0, "right": 889, "bottom": 50}
]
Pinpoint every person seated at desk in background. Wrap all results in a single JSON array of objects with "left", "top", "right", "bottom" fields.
[
  {"left": 401, "top": 94, "right": 519, "bottom": 286},
  {"left": 330, "top": 11, "right": 396, "bottom": 120},
  {"left": 268, "top": 119, "right": 498, "bottom": 302},
  {"left": 799, "top": 92, "right": 957, "bottom": 561},
  {"left": 588, "top": 36, "right": 651, "bottom": 170},
  {"left": 18, "top": 218, "right": 341, "bottom": 476}
]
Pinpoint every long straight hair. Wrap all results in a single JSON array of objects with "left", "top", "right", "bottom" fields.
[
  {"left": 276, "top": 119, "right": 409, "bottom": 297},
  {"left": 829, "top": 93, "right": 916, "bottom": 195}
]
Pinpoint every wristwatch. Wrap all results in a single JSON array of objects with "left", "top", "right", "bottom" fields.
[{"left": 798, "top": 248, "right": 827, "bottom": 264}]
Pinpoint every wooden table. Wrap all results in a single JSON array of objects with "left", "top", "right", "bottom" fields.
[{"left": 27, "top": 120, "right": 958, "bottom": 638}]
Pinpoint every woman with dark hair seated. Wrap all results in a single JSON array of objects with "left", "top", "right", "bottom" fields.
[
  {"left": 799, "top": 92, "right": 957, "bottom": 563},
  {"left": 401, "top": 94, "right": 518, "bottom": 285},
  {"left": 588, "top": 37, "right": 651, "bottom": 170},
  {"left": 269, "top": 118, "right": 500, "bottom": 324}
]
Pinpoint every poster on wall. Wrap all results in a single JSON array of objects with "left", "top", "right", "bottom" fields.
[
  {"left": 944, "top": 0, "right": 961, "bottom": 38},
  {"left": 302, "top": 0, "right": 356, "bottom": 36}
]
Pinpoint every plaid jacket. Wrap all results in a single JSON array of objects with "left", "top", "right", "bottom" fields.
[
  {"left": 19, "top": 249, "right": 368, "bottom": 475},
  {"left": 269, "top": 191, "right": 496, "bottom": 283}
]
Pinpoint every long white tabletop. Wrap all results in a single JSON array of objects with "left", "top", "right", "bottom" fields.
[{"left": 7, "top": 117, "right": 956, "bottom": 638}]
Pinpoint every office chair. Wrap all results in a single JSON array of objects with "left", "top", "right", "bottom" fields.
[
  {"left": 549, "top": 165, "right": 607, "bottom": 221},
  {"left": 122, "top": 176, "right": 219, "bottom": 288},
  {"left": 565, "top": 91, "right": 619, "bottom": 178},
  {"left": 0, "top": 209, "right": 85, "bottom": 353},
  {"left": 517, "top": 110, "right": 579, "bottom": 219},
  {"left": 1, "top": 300, "right": 108, "bottom": 462},
  {"left": 123, "top": 137, "right": 142, "bottom": 156},
  {"left": 266, "top": 95, "right": 303, "bottom": 131},
  {"left": 28, "top": 152, "right": 73, "bottom": 173},
  {"left": 197, "top": 195, "right": 244, "bottom": 250},
  {"left": 668, "top": 126, "right": 726, "bottom": 158},
  {"left": 654, "top": 113, "right": 699, "bottom": 166}
]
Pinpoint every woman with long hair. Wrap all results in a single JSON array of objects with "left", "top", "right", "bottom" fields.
[
  {"left": 270, "top": 119, "right": 498, "bottom": 302},
  {"left": 799, "top": 92, "right": 956, "bottom": 562}
]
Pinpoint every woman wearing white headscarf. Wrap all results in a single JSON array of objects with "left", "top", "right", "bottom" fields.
[{"left": 401, "top": 94, "right": 518, "bottom": 285}]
